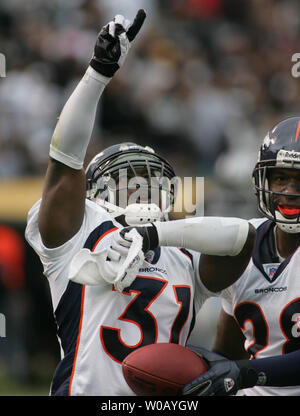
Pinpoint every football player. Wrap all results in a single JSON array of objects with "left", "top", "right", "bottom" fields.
[
  {"left": 183, "top": 117, "right": 300, "bottom": 396},
  {"left": 25, "top": 10, "right": 255, "bottom": 395}
]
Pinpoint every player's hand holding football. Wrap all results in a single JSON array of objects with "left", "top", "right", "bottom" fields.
[
  {"left": 90, "top": 9, "right": 146, "bottom": 78},
  {"left": 182, "top": 346, "right": 258, "bottom": 396}
]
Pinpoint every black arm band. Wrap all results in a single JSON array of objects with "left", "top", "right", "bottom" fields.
[
  {"left": 136, "top": 224, "right": 159, "bottom": 252},
  {"left": 89, "top": 58, "right": 119, "bottom": 78}
]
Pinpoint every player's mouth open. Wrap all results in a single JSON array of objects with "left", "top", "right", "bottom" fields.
[{"left": 278, "top": 205, "right": 300, "bottom": 217}]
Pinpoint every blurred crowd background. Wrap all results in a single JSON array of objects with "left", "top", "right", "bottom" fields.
[{"left": 0, "top": 0, "right": 300, "bottom": 394}]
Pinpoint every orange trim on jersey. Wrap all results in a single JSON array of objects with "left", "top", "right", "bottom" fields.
[
  {"left": 177, "top": 248, "right": 193, "bottom": 264},
  {"left": 279, "top": 296, "right": 300, "bottom": 354},
  {"left": 92, "top": 226, "right": 118, "bottom": 251},
  {"left": 169, "top": 285, "right": 191, "bottom": 344},
  {"left": 295, "top": 120, "right": 300, "bottom": 143},
  {"left": 68, "top": 284, "right": 86, "bottom": 396},
  {"left": 234, "top": 301, "right": 269, "bottom": 359},
  {"left": 68, "top": 225, "right": 118, "bottom": 395}
]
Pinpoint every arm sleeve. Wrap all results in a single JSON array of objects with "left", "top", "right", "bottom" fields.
[
  {"left": 249, "top": 350, "right": 300, "bottom": 387},
  {"left": 49, "top": 67, "right": 110, "bottom": 169},
  {"left": 155, "top": 217, "right": 250, "bottom": 256}
]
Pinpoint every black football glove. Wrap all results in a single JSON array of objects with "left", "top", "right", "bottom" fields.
[
  {"left": 182, "top": 346, "right": 258, "bottom": 396},
  {"left": 90, "top": 9, "right": 146, "bottom": 77},
  {"left": 120, "top": 224, "right": 159, "bottom": 254}
]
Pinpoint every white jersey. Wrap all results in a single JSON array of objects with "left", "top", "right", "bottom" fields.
[
  {"left": 25, "top": 199, "right": 214, "bottom": 396},
  {"left": 221, "top": 217, "right": 300, "bottom": 396}
]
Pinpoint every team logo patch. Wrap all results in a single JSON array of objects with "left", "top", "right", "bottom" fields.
[
  {"left": 257, "top": 372, "right": 267, "bottom": 386},
  {"left": 224, "top": 378, "right": 235, "bottom": 393},
  {"left": 263, "top": 263, "right": 279, "bottom": 281},
  {"left": 145, "top": 250, "right": 155, "bottom": 263}
]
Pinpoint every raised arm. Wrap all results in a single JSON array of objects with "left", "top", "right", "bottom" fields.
[{"left": 38, "top": 10, "right": 146, "bottom": 248}]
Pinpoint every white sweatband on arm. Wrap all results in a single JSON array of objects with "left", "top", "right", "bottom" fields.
[
  {"left": 155, "top": 217, "right": 250, "bottom": 256},
  {"left": 50, "top": 66, "right": 110, "bottom": 170}
]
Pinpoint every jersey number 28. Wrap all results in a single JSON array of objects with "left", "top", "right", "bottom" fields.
[{"left": 235, "top": 298, "right": 300, "bottom": 357}]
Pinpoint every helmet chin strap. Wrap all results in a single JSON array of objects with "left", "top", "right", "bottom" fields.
[
  {"left": 275, "top": 210, "right": 300, "bottom": 234},
  {"left": 94, "top": 200, "right": 166, "bottom": 226}
]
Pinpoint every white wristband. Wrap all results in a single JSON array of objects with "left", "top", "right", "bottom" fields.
[
  {"left": 155, "top": 217, "right": 250, "bottom": 256},
  {"left": 50, "top": 66, "right": 110, "bottom": 170}
]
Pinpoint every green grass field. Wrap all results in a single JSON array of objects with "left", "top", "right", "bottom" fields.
[
  {"left": 0, "top": 354, "right": 55, "bottom": 396},
  {"left": 0, "top": 376, "right": 49, "bottom": 396}
]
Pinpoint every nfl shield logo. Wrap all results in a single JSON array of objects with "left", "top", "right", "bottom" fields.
[
  {"left": 145, "top": 250, "right": 155, "bottom": 263},
  {"left": 268, "top": 267, "right": 277, "bottom": 279},
  {"left": 263, "top": 263, "right": 279, "bottom": 281},
  {"left": 224, "top": 378, "right": 235, "bottom": 393}
]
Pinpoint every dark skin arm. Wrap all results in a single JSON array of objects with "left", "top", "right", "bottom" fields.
[
  {"left": 213, "top": 307, "right": 249, "bottom": 360},
  {"left": 37, "top": 11, "right": 149, "bottom": 249},
  {"left": 38, "top": 158, "right": 86, "bottom": 248},
  {"left": 199, "top": 223, "right": 256, "bottom": 292}
]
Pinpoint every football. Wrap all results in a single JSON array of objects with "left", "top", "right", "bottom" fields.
[{"left": 122, "top": 343, "right": 208, "bottom": 396}]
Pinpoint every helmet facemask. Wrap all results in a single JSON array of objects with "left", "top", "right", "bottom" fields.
[
  {"left": 253, "top": 117, "right": 300, "bottom": 233},
  {"left": 86, "top": 150, "right": 177, "bottom": 226},
  {"left": 253, "top": 159, "right": 300, "bottom": 234}
]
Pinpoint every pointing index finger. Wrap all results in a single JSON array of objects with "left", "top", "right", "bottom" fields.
[{"left": 126, "top": 9, "right": 146, "bottom": 42}]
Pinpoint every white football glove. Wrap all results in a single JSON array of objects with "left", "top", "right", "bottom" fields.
[
  {"left": 115, "top": 228, "right": 144, "bottom": 290},
  {"left": 68, "top": 229, "right": 144, "bottom": 292},
  {"left": 107, "top": 228, "right": 132, "bottom": 259}
]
